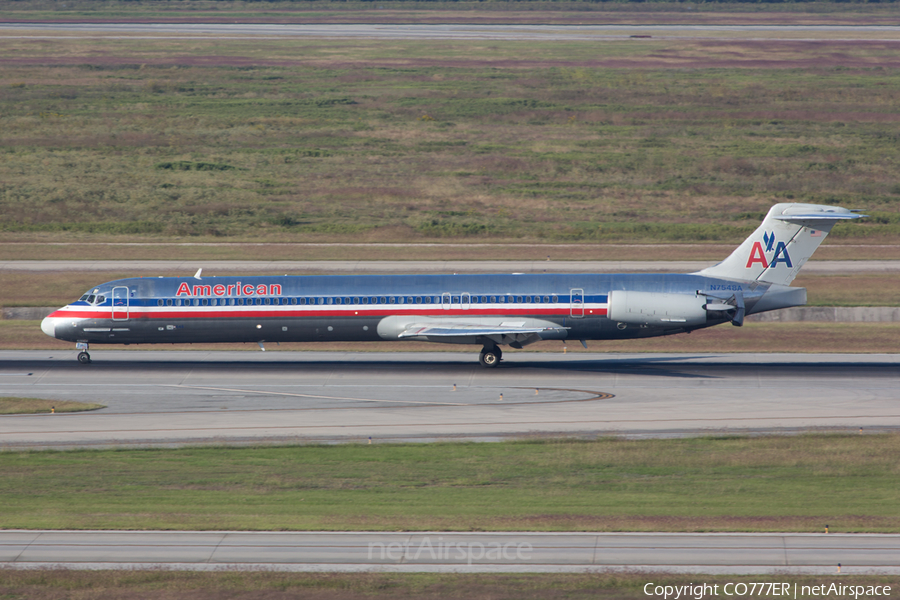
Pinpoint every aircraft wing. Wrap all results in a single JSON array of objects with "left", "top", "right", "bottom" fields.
[
  {"left": 398, "top": 323, "right": 561, "bottom": 338},
  {"left": 396, "top": 321, "right": 568, "bottom": 347}
]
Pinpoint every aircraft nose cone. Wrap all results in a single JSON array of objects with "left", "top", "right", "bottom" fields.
[{"left": 41, "top": 316, "right": 56, "bottom": 338}]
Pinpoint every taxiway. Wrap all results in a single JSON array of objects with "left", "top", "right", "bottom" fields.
[{"left": 3, "top": 530, "right": 897, "bottom": 574}]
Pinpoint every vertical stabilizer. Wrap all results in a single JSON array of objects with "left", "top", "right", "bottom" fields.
[{"left": 695, "top": 203, "right": 864, "bottom": 286}]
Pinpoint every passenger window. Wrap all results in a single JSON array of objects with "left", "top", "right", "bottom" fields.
[
  {"left": 202, "top": 299, "right": 208, "bottom": 306},
  {"left": 551, "top": 294, "right": 558, "bottom": 303},
  {"left": 380, "top": 297, "right": 387, "bottom": 304},
  {"left": 353, "top": 297, "right": 360, "bottom": 305},
  {"left": 157, "top": 299, "right": 164, "bottom": 306},
  {"left": 362, "top": 297, "right": 368, "bottom": 304},
  {"left": 166, "top": 299, "right": 173, "bottom": 306},
  {"left": 389, "top": 297, "right": 396, "bottom": 304}
]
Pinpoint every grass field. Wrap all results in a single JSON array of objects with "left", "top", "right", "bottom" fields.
[
  {"left": 1, "top": 571, "right": 897, "bottom": 600},
  {"left": 0, "top": 571, "right": 895, "bottom": 600},
  {"left": 1, "top": 435, "right": 897, "bottom": 532},
  {"left": 4, "top": 0, "right": 900, "bottom": 24},
  {"left": 2, "top": 32, "right": 900, "bottom": 251}
]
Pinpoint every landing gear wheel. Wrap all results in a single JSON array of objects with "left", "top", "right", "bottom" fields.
[
  {"left": 479, "top": 347, "right": 501, "bottom": 368},
  {"left": 77, "top": 351, "right": 91, "bottom": 365}
]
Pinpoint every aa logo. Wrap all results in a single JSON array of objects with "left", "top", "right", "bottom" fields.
[{"left": 746, "top": 231, "right": 792, "bottom": 269}]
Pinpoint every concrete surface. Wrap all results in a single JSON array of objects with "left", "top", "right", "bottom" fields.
[
  {"left": 1, "top": 530, "right": 896, "bottom": 574},
  {"left": 0, "top": 351, "right": 897, "bottom": 449}
]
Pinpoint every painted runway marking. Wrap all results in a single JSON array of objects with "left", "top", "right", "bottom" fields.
[{"left": 166, "top": 384, "right": 471, "bottom": 406}]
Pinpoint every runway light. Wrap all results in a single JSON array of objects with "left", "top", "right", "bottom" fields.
[
  {"left": 453, "top": 384, "right": 456, "bottom": 391},
  {"left": 535, "top": 389, "right": 539, "bottom": 395},
  {"left": 499, "top": 393, "right": 503, "bottom": 402}
]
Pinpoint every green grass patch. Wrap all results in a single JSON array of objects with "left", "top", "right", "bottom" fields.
[
  {"left": 0, "top": 397, "right": 105, "bottom": 415},
  {"left": 0, "top": 570, "right": 895, "bottom": 600},
  {"left": 1, "top": 36, "right": 899, "bottom": 243},
  {"left": 1, "top": 434, "right": 897, "bottom": 532}
]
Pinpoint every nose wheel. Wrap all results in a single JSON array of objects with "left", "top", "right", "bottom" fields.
[
  {"left": 479, "top": 346, "right": 502, "bottom": 368},
  {"left": 77, "top": 351, "right": 91, "bottom": 364}
]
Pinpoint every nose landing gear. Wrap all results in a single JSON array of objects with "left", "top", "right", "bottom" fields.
[
  {"left": 479, "top": 345, "right": 502, "bottom": 368},
  {"left": 76, "top": 342, "right": 91, "bottom": 365}
]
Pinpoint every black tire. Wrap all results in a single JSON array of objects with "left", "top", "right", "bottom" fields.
[
  {"left": 77, "top": 351, "right": 91, "bottom": 365},
  {"left": 479, "top": 349, "right": 501, "bottom": 368}
]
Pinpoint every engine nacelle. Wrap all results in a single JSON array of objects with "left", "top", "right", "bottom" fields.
[{"left": 607, "top": 291, "right": 709, "bottom": 327}]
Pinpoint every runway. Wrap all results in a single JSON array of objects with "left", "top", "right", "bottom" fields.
[
  {"left": 2, "top": 530, "right": 897, "bottom": 574},
  {"left": 1, "top": 351, "right": 898, "bottom": 449}
]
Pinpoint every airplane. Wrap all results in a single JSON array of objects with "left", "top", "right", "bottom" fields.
[{"left": 41, "top": 203, "right": 864, "bottom": 367}]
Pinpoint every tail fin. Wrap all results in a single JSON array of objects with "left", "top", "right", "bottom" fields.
[{"left": 695, "top": 203, "right": 865, "bottom": 286}]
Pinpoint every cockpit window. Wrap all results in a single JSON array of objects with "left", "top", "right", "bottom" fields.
[
  {"left": 79, "top": 295, "right": 89, "bottom": 302},
  {"left": 87, "top": 294, "right": 96, "bottom": 304},
  {"left": 96, "top": 295, "right": 106, "bottom": 304}
]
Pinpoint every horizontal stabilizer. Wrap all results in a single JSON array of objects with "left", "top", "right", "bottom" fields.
[
  {"left": 695, "top": 203, "right": 866, "bottom": 286},
  {"left": 774, "top": 213, "right": 862, "bottom": 222}
]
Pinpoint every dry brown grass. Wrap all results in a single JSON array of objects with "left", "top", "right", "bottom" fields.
[
  {"left": 0, "top": 397, "right": 105, "bottom": 414},
  {"left": 2, "top": 270, "right": 896, "bottom": 309},
  {"left": 5, "top": 319, "right": 899, "bottom": 354},
  {"left": 0, "top": 241, "right": 898, "bottom": 261}
]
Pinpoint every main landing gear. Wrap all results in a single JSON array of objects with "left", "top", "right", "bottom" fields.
[
  {"left": 479, "top": 345, "right": 502, "bottom": 368},
  {"left": 76, "top": 342, "right": 91, "bottom": 365}
]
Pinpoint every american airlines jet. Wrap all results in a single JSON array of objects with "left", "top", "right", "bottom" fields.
[{"left": 41, "top": 203, "right": 864, "bottom": 367}]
